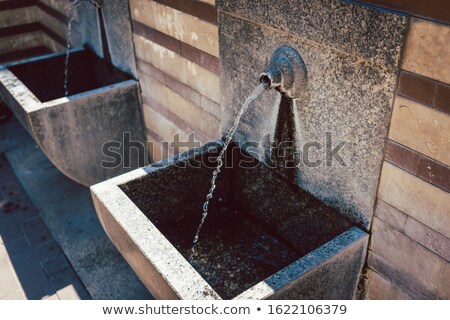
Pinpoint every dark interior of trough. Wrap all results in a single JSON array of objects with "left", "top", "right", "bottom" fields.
[
  {"left": 9, "top": 48, "right": 131, "bottom": 102},
  {"left": 120, "top": 144, "right": 352, "bottom": 299}
]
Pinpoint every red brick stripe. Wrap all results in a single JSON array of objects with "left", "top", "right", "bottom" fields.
[
  {"left": 0, "top": 46, "right": 51, "bottom": 64},
  {"left": 384, "top": 139, "right": 420, "bottom": 174},
  {"left": 35, "top": 0, "right": 68, "bottom": 24},
  {"left": 146, "top": 128, "right": 166, "bottom": 145},
  {"left": 385, "top": 139, "right": 450, "bottom": 192},
  {"left": 397, "top": 70, "right": 450, "bottom": 116},
  {"left": 142, "top": 94, "right": 211, "bottom": 143},
  {"left": 0, "top": 22, "right": 41, "bottom": 38},
  {"left": 0, "top": 0, "right": 34, "bottom": 11},
  {"left": 0, "top": 22, "right": 66, "bottom": 47},
  {"left": 397, "top": 71, "right": 436, "bottom": 107},
  {"left": 434, "top": 83, "right": 450, "bottom": 115},
  {"left": 39, "top": 23, "right": 66, "bottom": 46},
  {"left": 132, "top": 20, "right": 220, "bottom": 75},
  {"left": 137, "top": 59, "right": 220, "bottom": 118},
  {"left": 153, "top": 0, "right": 217, "bottom": 25}
]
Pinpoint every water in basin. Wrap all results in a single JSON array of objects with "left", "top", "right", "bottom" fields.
[
  {"left": 119, "top": 144, "right": 352, "bottom": 299},
  {"left": 9, "top": 49, "right": 131, "bottom": 102}
]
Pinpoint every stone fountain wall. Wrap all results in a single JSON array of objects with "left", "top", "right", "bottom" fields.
[
  {"left": 129, "top": 0, "right": 221, "bottom": 162},
  {"left": 217, "top": 0, "right": 408, "bottom": 230},
  {"left": 28, "top": 0, "right": 138, "bottom": 78}
]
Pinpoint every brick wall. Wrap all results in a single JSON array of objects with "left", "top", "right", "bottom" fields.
[
  {"left": 129, "top": 0, "right": 220, "bottom": 162},
  {"left": 35, "top": 0, "right": 70, "bottom": 52},
  {"left": 0, "top": 0, "right": 46, "bottom": 63},
  {"left": 0, "top": 0, "right": 70, "bottom": 64},
  {"left": 366, "top": 17, "right": 450, "bottom": 299}
]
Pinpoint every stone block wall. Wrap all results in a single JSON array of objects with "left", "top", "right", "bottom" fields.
[
  {"left": 0, "top": 0, "right": 57, "bottom": 64},
  {"left": 35, "top": 0, "right": 70, "bottom": 52},
  {"left": 367, "top": 15, "right": 450, "bottom": 299},
  {"left": 129, "top": 0, "right": 220, "bottom": 162},
  {"left": 0, "top": 0, "right": 90, "bottom": 63}
]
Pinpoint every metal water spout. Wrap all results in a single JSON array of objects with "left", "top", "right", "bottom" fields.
[
  {"left": 259, "top": 45, "right": 307, "bottom": 99},
  {"left": 260, "top": 46, "right": 308, "bottom": 181}
]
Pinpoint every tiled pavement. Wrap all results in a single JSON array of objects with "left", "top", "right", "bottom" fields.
[
  {"left": 0, "top": 154, "right": 90, "bottom": 299},
  {"left": 0, "top": 116, "right": 152, "bottom": 300}
]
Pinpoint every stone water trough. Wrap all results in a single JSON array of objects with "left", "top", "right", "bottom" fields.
[
  {"left": 91, "top": 142, "right": 368, "bottom": 299},
  {"left": 0, "top": 48, "right": 146, "bottom": 186}
]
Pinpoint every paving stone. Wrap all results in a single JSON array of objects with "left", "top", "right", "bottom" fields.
[
  {"left": 0, "top": 159, "right": 39, "bottom": 224},
  {"left": 21, "top": 216, "right": 53, "bottom": 247},
  {"left": 0, "top": 192, "right": 5, "bottom": 207},
  {"left": 7, "top": 145, "right": 150, "bottom": 299},
  {"left": 17, "top": 264, "right": 56, "bottom": 300},
  {"left": 49, "top": 268, "right": 91, "bottom": 300},
  {"left": 0, "top": 243, "right": 6, "bottom": 260},
  {"left": 0, "top": 236, "right": 30, "bottom": 260},
  {"left": 4, "top": 128, "right": 154, "bottom": 299},
  {"left": 11, "top": 204, "right": 39, "bottom": 226},
  {"left": 0, "top": 258, "right": 23, "bottom": 299},
  {"left": 63, "top": 235, "right": 129, "bottom": 288},
  {"left": 10, "top": 240, "right": 63, "bottom": 274},
  {"left": 87, "top": 266, "right": 153, "bottom": 300},
  {"left": 3, "top": 289, "right": 27, "bottom": 300},
  {"left": 0, "top": 216, "right": 23, "bottom": 244},
  {"left": 0, "top": 117, "right": 34, "bottom": 154},
  {"left": 40, "top": 254, "right": 70, "bottom": 277}
]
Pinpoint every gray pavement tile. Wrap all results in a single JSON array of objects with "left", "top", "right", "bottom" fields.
[
  {"left": 4, "top": 123, "right": 151, "bottom": 300},
  {"left": 0, "top": 259, "right": 22, "bottom": 299},
  {"left": 3, "top": 289, "right": 27, "bottom": 300},
  {"left": 0, "top": 216, "right": 23, "bottom": 244},
  {"left": 49, "top": 268, "right": 91, "bottom": 300},
  {"left": 21, "top": 216, "right": 53, "bottom": 247},
  {"left": 87, "top": 266, "right": 154, "bottom": 300},
  {"left": 17, "top": 264, "right": 56, "bottom": 300},
  {"left": 10, "top": 240, "right": 63, "bottom": 274},
  {"left": 64, "top": 235, "right": 128, "bottom": 287},
  {"left": 0, "top": 236, "right": 30, "bottom": 260},
  {"left": 40, "top": 254, "right": 70, "bottom": 277},
  {"left": 0, "top": 243, "right": 5, "bottom": 260},
  {"left": 0, "top": 117, "right": 34, "bottom": 154}
]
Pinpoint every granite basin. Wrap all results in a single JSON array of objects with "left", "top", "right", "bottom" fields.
[
  {"left": 91, "top": 142, "right": 368, "bottom": 299},
  {"left": 0, "top": 48, "right": 147, "bottom": 186}
]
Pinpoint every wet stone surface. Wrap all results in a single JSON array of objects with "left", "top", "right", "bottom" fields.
[
  {"left": 0, "top": 151, "right": 90, "bottom": 300},
  {"left": 121, "top": 144, "right": 353, "bottom": 299},
  {"left": 218, "top": 2, "right": 407, "bottom": 229},
  {"left": 159, "top": 202, "right": 300, "bottom": 299}
]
